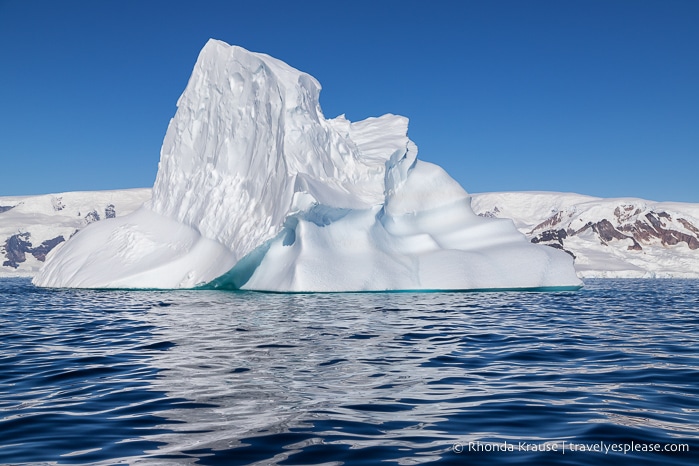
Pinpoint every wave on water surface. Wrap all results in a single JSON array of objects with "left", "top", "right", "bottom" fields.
[{"left": 0, "top": 278, "right": 697, "bottom": 465}]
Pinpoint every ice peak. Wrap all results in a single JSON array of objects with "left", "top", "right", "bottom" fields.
[
  {"left": 150, "top": 40, "right": 412, "bottom": 261},
  {"left": 34, "top": 40, "right": 581, "bottom": 291}
]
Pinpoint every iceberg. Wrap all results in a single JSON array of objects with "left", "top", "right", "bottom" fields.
[{"left": 34, "top": 39, "right": 582, "bottom": 291}]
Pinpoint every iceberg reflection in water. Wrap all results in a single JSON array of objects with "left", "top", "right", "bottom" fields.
[{"left": 1, "top": 278, "right": 697, "bottom": 465}]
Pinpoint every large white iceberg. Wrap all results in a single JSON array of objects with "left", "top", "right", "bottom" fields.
[{"left": 34, "top": 39, "right": 581, "bottom": 291}]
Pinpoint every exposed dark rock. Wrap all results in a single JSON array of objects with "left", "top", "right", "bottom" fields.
[
  {"left": 531, "top": 228, "right": 568, "bottom": 246},
  {"left": 530, "top": 228, "right": 575, "bottom": 258},
  {"left": 571, "top": 222, "right": 593, "bottom": 236},
  {"left": 3, "top": 233, "right": 33, "bottom": 268},
  {"left": 84, "top": 210, "right": 101, "bottom": 224},
  {"left": 105, "top": 204, "right": 116, "bottom": 219},
  {"left": 638, "top": 213, "right": 699, "bottom": 250},
  {"left": 645, "top": 212, "right": 665, "bottom": 231},
  {"left": 678, "top": 218, "right": 699, "bottom": 236},
  {"left": 531, "top": 212, "right": 563, "bottom": 232},
  {"left": 31, "top": 236, "right": 65, "bottom": 261},
  {"left": 614, "top": 205, "right": 642, "bottom": 223},
  {"left": 661, "top": 230, "right": 699, "bottom": 249},
  {"left": 3, "top": 233, "right": 69, "bottom": 268},
  {"left": 541, "top": 242, "right": 576, "bottom": 259},
  {"left": 591, "top": 219, "right": 642, "bottom": 250},
  {"left": 478, "top": 206, "right": 500, "bottom": 218},
  {"left": 619, "top": 220, "right": 659, "bottom": 243},
  {"left": 51, "top": 196, "right": 65, "bottom": 211},
  {"left": 0, "top": 205, "right": 15, "bottom": 214}
]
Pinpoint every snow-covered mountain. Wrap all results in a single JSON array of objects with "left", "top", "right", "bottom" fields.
[
  {"left": 0, "top": 189, "right": 150, "bottom": 277},
  {"left": 3, "top": 189, "right": 697, "bottom": 279},
  {"left": 471, "top": 192, "right": 699, "bottom": 278}
]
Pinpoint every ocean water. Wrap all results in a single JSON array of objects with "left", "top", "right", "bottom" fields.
[{"left": 0, "top": 278, "right": 697, "bottom": 465}]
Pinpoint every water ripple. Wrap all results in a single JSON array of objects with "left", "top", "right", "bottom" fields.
[{"left": 0, "top": 278, "right": 698, "bottom": 465}]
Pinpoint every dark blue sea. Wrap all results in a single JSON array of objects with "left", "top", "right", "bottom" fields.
[{"left": 1, "top": 278, "right": 698, "bottom": 465}]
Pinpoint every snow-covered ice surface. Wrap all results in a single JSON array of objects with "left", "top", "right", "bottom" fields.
[
  {"left": 33, "top": 40, "right": 581, "bottom": 291},
  {"left": 471, "top": 191, "right": 699, "bottom": 278}
]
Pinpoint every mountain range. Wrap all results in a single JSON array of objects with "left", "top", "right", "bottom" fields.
[
  {"left": 471, "top": 192, "right": 699, "bottom": 278},
  {"left": 1, "top": 189, "right": 697, "bottom": 279}
]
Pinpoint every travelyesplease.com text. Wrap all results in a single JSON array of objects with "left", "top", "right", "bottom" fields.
[{"left": 452, "top": 440, "right": 689, "bottom": 455}]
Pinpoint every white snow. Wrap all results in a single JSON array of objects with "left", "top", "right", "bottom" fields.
[
  {"left": 471, "top": 191, "right": 699, "bottom": 279},
  {"left": 32, "top": 40, "right": 581, "bottom": 291}
]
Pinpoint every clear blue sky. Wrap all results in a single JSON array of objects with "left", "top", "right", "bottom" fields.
[{"left": 1, "top": 0, "right": 697, "bottom": 201}]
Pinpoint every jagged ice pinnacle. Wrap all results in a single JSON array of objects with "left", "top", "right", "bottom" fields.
[{"left": 33, "top": 39, "right": 582, "bottom": 291}]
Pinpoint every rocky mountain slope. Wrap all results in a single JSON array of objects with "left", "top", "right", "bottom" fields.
[{"left": 471, "top": 192, "right": 699, "bottom": 278}]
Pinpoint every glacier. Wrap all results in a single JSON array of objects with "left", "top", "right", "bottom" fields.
[{"left": 33, "top": 39, "right": 581, "bottom": 291}]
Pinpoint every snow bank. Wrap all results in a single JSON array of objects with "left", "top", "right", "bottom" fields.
[{"left": 34, "top": 40, "right": 581, "bottom": 291}]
